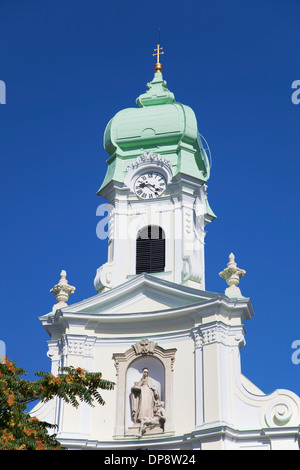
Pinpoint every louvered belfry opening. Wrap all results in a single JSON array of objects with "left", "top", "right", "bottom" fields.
[{"left": 136, "top": 225, "right": 165, "bottom": 274}]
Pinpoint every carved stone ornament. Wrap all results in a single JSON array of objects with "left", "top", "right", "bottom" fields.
[
  {"left": 219, "top": 253, "right": 246, "bottom": 297},
  {"left": 192, "top": 323, "right": 246, "bottom": 350},
  {"left": 192, "top": 326, "right": 218, "bottom": 348},
  {"left": 264, "top": 394, "right": 300, "bottom": 428},
  {"left": 50, "top": 270, "right": 75, "bottom": 312},
  {"left": 64, "top": 339, "right": 94, "bottom": 357},
  {"left": 126, "top": 152, "right": 172, "bottom": 173},
  {"left": 113, "top": 339, "right": 177, "bottom": 375},
  {"left": 133, "top": 339, "right": 156, "bottom": 355},
  {"left": 94, "top": 262, "right": 114, "bottom": 293}
]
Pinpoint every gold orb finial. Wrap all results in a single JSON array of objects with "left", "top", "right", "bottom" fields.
[{"left": 154, "top": 60, "right": 163, "bottom": 73}]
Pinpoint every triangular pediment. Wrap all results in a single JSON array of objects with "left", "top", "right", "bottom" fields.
[
  {"left": 40, "top": 274, "right": 254, "bottom": 338},
  {"left": 59, "top": 274, "right": 218, "bottom": 316}
]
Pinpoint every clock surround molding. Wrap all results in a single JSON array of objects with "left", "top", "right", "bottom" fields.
[{"left": 124, "top": 152, "right": 173, "bottom": 195}]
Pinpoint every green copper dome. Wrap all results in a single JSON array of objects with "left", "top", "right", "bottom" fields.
[{"left": 99, "top": 72, "right": 211, "bottom": 192}]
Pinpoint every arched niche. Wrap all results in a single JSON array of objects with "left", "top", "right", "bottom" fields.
[{"left": 113, "top": 339, "right": 176, "bottom": 438}]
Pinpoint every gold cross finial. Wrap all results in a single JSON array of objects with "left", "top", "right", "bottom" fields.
[{"left": 153, "top": 30, "right": 164, "bottom": 72}]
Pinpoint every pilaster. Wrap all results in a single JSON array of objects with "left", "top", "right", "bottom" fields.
[
  {"left": 47, "top": 335, "right": 97, "bottom": 439},
  {"left": 192, "top": 321, "right": 245, "bottom": 429}
]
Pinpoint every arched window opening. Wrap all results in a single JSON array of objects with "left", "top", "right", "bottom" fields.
[{"left": 136, "top": 225, "right": 165, "bottom": 274}]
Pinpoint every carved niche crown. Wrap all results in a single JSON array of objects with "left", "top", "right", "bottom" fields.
[
  {"left": 133, "top": 339, "right": 156, "bottom": 356},
  {"left": 113, "top": 339, "right": 176, "bottom": 376}
]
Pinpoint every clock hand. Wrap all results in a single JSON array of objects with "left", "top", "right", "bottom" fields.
[
  {"left": 144, "top": 181, "right": 157, "bottom": 189},
  {"left": 145, "top": 180, "right": 164, "bottom": 192},
  {"left": 146, "top": 185, "right": 156, "bottom": 193},
  {"left": 137, "top": 181, "right": 163, "bottom": 196},
  {"left": 138, "top": 182, "right": 156, "bottom": 192}
]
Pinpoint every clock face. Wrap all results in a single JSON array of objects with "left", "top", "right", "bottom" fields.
[{"left": 134, "top": 172, "right": 167, "bottom": 199}]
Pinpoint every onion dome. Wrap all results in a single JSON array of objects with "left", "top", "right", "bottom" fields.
[{"left": 99, "top": 68, "right": 211, "bottom": 193}]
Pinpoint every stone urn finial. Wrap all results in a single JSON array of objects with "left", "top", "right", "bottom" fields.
[
  {"left": 50, "top": 270, "right": 75, "bottom": 311},
  {"left": 219, "top": 253, "right": 246, "bottom": 298}
]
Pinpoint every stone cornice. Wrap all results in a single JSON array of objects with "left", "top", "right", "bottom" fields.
[
  {"left": 55, "top": 425, "right": 300, "bottom": 450},
  {"left": 40, "top": 294, "right": 253, "bottom": 339}
]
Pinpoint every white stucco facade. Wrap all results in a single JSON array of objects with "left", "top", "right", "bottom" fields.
[
  {"left": 30, "top": 69, "right": 300, "bottom": 450},
  {"left": 31, "top": 274, "right": 300, "bottom": 450}
]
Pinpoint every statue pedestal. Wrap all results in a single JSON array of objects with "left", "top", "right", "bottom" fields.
[{"left": 126, "top": 423, "right": 164, "bottom": 438}]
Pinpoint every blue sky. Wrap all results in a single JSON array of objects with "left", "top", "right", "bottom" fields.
[{"left": 0, "top": 0, "right": 299, "bottom": 398}]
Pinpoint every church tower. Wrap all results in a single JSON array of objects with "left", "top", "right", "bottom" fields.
[
  {"left": 31, "top": 45, "right": 300, "bottom": 451},
  {"left": 94, "top": 47, "right": 215, "bottom": 294}
]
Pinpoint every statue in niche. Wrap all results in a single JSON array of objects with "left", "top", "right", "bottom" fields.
[
  {"left": 130, "top": 368, "right": 165, "bottom": 436},
  {"left": 139, "top": 401, "right": 166, "bottom": 437}
]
